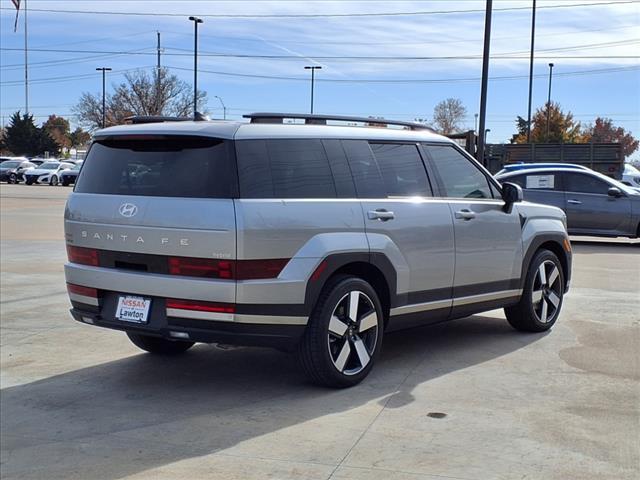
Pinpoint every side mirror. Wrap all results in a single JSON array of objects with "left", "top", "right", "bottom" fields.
[
  {"left": 608, "top": 187, "right": 623, "bottom": 198},
  {"left": 502, "top": 182, "right": 523, "bottom": 205}
]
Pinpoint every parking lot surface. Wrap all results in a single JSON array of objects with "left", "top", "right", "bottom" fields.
[{"left": 1, "top": 184, "right": 638, "bottom": 480}]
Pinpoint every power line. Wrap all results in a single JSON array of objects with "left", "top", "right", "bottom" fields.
[
  {"left": 0, "top": 1, "right": 636, "bottom": 18},
  {"left": 0, "top": 66, "right": 155, "bottom": 86},
  {"left": 1, "top": 64, "right": 636, "bottom": 88},
  {"left": 1, "top": 48, "right": 157, "bottom": 71},
  {"left": 2, "top": 47, "right": 638, "bottom": 61}
]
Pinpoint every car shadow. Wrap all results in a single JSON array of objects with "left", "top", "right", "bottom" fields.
[{"left": 1, "top": 314, "right": 545, "bottom": 479}]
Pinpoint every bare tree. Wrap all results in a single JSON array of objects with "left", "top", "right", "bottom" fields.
[
  {"left": 73, "top": 68, "right": 208, "bottom": 131},
  {"left": 432, "top": 98, "right": 467, "bottom": 135}
]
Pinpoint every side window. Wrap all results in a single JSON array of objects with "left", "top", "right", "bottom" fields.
[
  {"left": 236, "top": 139, "right": 337, "bottom": 198},
  {"left": 424, "top": 144, "right": 494, "bottom": 199},
  {"left": 341, "top": 140, "right": 386, "bottom": 198},
  {"left": 321, "top": 140, "right": 357, "bottom": 198},
  {"left": 564, "top": 173, "right": 609, "bottom": 195},
  {"left": 369, "top": 143, "right": 432, "bottom": 197}
]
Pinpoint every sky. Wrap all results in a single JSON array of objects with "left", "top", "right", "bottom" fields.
[{"left": 1, "top": 0, "right": 639, "bottom": 159}]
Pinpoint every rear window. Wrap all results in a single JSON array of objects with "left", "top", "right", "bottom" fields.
[{"left": 75, "top": 135, "right": 237, "bottom": 198}]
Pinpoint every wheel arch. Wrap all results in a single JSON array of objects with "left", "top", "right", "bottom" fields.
[
  {"left": 304, "top": 253, "right": 397, "bottom": 327},
  {"left": 521, "top": 234, "right": 571, "bottom": 293}
]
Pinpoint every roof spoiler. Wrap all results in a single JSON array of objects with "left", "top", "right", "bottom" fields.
[{"left": 124, "top": 112, "right": 210, "bottom": 124}]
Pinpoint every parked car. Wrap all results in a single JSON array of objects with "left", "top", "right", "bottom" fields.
[
  {"left": 64, "top": 113, "right": 572, "bottom": 387},
  {"left": 496, "top": 167, "right": 639, "bottom": 238},
  {"left": 621, "top": 163, "right": 640, "bottom": 188},
  {"left": 28, "top": 158, "right": 46, "bottom": 167},
  {"left": 495, "top": 162, "right": 590, "bottom": 176},
  {"left": 0, "top": 158, "right": 35, "bottom": 183},
  {"left": 60, "top": 162, "right": 82, "bottom": 186},
  {"left": 23, "top": 161, "right": 74, "bottom": 185}
]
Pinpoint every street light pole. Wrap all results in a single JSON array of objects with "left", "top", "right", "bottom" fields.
[
  {"left": 214, "top": 95, "right": 227, "bottom": 120},
  {"left": 188, "top": 16, "right": 203, "bottom": 118},
  {"left": 526, "top": 0, "right": 537, "bottom": 143},
  {"left": 304, "top": 66, "right": 322, "bottom": 114},
  {"left": 546, "top": 62, "right": 554, "bottom": 142},
  {"left": 96, "top": 67, "right": 112, "bottom": 128}
]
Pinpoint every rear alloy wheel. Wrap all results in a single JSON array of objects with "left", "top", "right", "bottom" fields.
[
  {"left": 49, "top": 175, "right": 58, "bottom": 186},
  {"left": 8, "top": 173, "right": 18, "bottom": 184},
  {"left": 298, "top": 276, "right": 383, "bottom": 388},
  {"left": 505, "top": 249, "right": 564, "bottom": 332}
]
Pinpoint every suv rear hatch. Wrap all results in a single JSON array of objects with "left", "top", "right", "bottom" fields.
[{"left": 65, "top": 134, "right": 238, "bottom": 277}]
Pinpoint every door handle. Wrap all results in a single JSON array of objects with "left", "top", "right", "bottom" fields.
[
  {"left": 454, "top": 209, "right": 476, "bottom": 220},
  {"left": 567, "top": 199, "right": 582, "bottom": 205},
  {"left": 367, "top": 209, "right": 395, "bottom": 221}
]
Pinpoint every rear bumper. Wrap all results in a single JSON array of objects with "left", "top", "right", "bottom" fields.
[{"left": 70, "top": 301, "right": 306, "bottom": 350}]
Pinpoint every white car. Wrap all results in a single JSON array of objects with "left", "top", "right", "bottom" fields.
[
  {"left": 622, "top": 163, "right": 640, "bottom": 189},
  {"left": 23, "top": 161, "right": 74, "bottom": 185}
]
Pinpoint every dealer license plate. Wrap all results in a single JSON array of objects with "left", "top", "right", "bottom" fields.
[{"left": 116, "top": 296, "right": 151, "bottom": 324}]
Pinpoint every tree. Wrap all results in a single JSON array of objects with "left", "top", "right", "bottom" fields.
[
  {"left": 42, "top": 115, "right": 71, "bottom": 150},
  {"left": 69, "top": 127, "right": 91, "bottom": 148},
  {"left": 510, "top": 116, "right": 529, "bottom": 144},
  {"left": 431, "top": 98, "right": 467, "bottom": 135},
  {"left": 512, "top": 102, "right": 581, "bottom": 144},
  {"left": 2, "top": 112, "right": 57, "bottom": 156},
  {"left": 73, "top": 68, "right": 208, "bottom": 130},
  {"left": 582, "top": 117, "right": 638, "bottom": 157}
]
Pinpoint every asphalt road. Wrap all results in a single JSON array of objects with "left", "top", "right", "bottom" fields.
[{"left": 1, "top": 184, "right": 638, "bottom": 480}]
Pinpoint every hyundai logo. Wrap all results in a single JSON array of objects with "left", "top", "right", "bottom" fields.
[{"left": 118, "top": 203, "right": 138, "bottom": 218}]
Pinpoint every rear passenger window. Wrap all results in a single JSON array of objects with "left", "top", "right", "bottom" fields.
[
  {"left": 369, "top": 143, "right": 431, "bottom": 197},
  {"left": 564, "top": 173, "right": 609, "bottom": 194},
  {"left": 236, "top": 139, "right": 337, "bottom": 198},
  {"left": 342, "top": 140, "right": 386, "bottom": 198},
  {"left": 424, "top": 144, "right": 494, "bottom": 199}
]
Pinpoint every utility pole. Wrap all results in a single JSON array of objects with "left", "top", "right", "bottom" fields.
[
  {"left": 156, "top": 31, "right": 161, "bottom": 115},
  {"left": 526, "top": 0, "right": 537, "bottom": 142},
  {"left": 304, "top": 66, "right": 322, "bottom": 114},
  {"left": 476, "top": 0, "right": 493, "bottom": 167},
  {"left": 546, "top": 62, "right": 554, "bottom": 142},
  {"left": 24, "top": 0, "right": 28, "bottom": 115},
  {"left": 96, "top": 67, "right": 112, "bottom": 128},
  {"left": 188, "top": 16, "right": 203, "bottom": 118}
]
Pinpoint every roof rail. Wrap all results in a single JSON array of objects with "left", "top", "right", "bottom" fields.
[
  {"left": 243, "top": 112, "right": 435, "bottom": 132},
  {"left": 124, "top": 112, "right": 210, "bottom": 124}
]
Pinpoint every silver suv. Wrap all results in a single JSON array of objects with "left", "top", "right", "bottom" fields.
[{"left": 64, "top": 113, "right": 572, "bottom": 387}]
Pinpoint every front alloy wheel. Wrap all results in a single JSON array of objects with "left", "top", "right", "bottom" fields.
[
  {"left": 50, "top": 175, "right": 58, "bottom": 186},
  {"left": 505, "top": 249, "right": 564, "bottom": 332},
  {"left": 531, "top": 260, "right": 562, "bottom": 324},
  {"left": 8, "top": 173, "right": 18, "bottom": 184}
]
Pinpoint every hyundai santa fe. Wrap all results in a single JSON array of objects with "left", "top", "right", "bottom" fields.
[{"left": 64, "top": 113, "right": 572, "bottom": 387}]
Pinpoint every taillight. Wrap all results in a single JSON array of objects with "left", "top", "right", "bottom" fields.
[
  {"left": 167, "top": 257, "right": 289, "bottom": 280},
  {"left": 168, "top": 257, "right": 234, "bottom": 279},
  {"left": 67, "top": 283, "right": 98, "bottom": 298},
  {"left": 166, "top": 299, "right": 235, "bottom": 314},
  {"left": 67, "top": 245, "right": 99, "bottom": 266}
]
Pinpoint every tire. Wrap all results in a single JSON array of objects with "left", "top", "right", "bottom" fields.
[
  {"left": 25, "top": 178, "right": 34, "bottom": 185},
  {"left": 505, "top": 249, "right": 565, "bottom": 332},
  {"left": 126, "top": 332, "right": 194, "bottom": 355},
  {"left": 297, "top": 275, "right": 384, "bottom": 388},
  {"left": 49, "top": 175, "right": 58, "bottom": 186},
  {"left": 8, "top": 173, "right": 18, "bottom": 184},
  {"left": 62, "top": 178, "right": 70, "bottom": 186}
]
